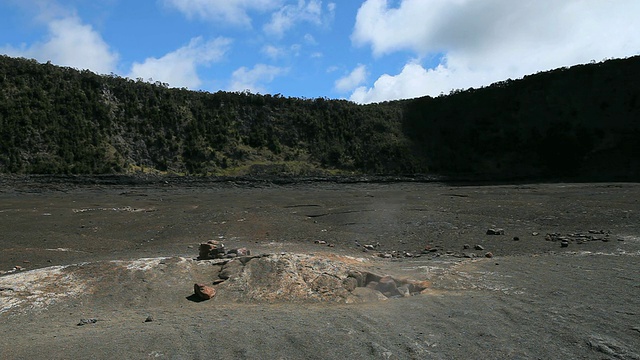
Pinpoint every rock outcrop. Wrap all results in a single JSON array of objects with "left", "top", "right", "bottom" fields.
[{"left": 198, "top": 253, "right": 429, "bottom": 303}]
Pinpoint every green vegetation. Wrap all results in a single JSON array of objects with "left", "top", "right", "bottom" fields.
[{"left": 1, "top": 55, "right": 638, "bottom": 180}]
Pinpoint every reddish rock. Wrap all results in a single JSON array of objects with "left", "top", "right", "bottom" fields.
[
  {"left": 485, "top": 252, "right": 494, "bottom": 258},
  {"left": 194, "top": 283, "right": 216, "bottom": 300},
  {"left": 198, "top": 240, "right": 226, "bottom": 259},
  {"left": 198, "top": 243, "right": 215, "bottom": 259}
]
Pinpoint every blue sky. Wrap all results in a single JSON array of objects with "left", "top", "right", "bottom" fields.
[{"left": 1, "top": 0, "right": 640, "bottom": 103}]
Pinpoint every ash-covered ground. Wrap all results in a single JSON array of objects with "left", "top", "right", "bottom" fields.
[{"left": 1, "top": 179, "right": 639, "bottom": 359}]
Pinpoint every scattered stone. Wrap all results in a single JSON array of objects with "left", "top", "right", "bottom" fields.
[
  {"left": 194, "top": 283, "right": 216, "bottom": 300},
  {"left": 364, "top": 244, "right": 376, "bottom": 250},
  {"left": 315, "top": 240, "right": 327, "bottom": 245},
  {"left": 463, "top": 253, "right": 476, "bottom": 258},
  {"left": 474, "top": 244, "right": 485, "bottom": 250},
  {"left": 463, "top": 244, "right": 470, "bottom": 250},
  {"left": 560, "top": 240, "right": 569, "bottom": 248},
  {"left": 486, "top": 228, "right": 505, "bottom": 235},
  {"left": 532, "top": 232, "right": 539, "bottom": 236},
  {"left": 327, "top": 244, "right": 335, "bottom": 247},
  {"left": 77, "top": 318, "right": 98, "bottom": 326},
  {"left": 144, "top": 315, "right": 154, "bottom": 323},
  {"left": 485, "top": 252, "right": 494, "bottom": 258},
  {"left": 513, "top": 236, "right": 520, "bottom": 241},
  {"left": 404, "top": 252, "right": 413, "bottom": 257},
  {"left": 545, "top": 233, "right": 560, "bottom": 241}
]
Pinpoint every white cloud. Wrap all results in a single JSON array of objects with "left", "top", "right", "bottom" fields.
[
  {"left": 261, "top": 43, "right": 304, "bottom": 59},
  {"left": 264, "top": 0, "right": 326, "bottom": 37},
  {"left": 228, "top": 64, "right": 288, "bottom": 93},
  {"left": 326, "top": 65, "right": 339, "bottom": 73},
  {"left": 334, "top": 64, "right": 367, "bottom": 93},
  {"left": 128, "top": 37, "right": 231, "bottom": 89},
  {"left": 350, "top": 61, "right": 453, "bottom": 103},
  {"left": 262, "top": 44, "right": 287, "bottom": 59},
  {"left": 1, "top": 15, "right": 118, "bottom": 74},
  {"left": 303, "top": 33, "right": 317, "bottom": 45},
  {"left": 163, "top": 0, "right": 282, "bottom": 27},
  {"left": 351, "top": 0, "right": 640, "bottom": 103}
]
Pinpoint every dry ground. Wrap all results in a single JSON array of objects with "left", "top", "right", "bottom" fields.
[{"left": 1, "top": 180, "right": 639, "bottom": 359}]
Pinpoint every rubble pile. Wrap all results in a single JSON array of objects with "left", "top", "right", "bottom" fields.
[
  {"left": 198, "top": 240, "right": 250, "bottom": 260},
  {"left": 545, "top": 230, "right": 612, "bottom": 247}
]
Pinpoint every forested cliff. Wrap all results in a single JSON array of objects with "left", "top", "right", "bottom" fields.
[{"left": 1, "top": 55, "right": 638, "bottom": 180}]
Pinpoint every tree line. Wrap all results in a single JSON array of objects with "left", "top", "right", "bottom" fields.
[{"left": 1, "top": 55, "right": 638, "bottom": 180}]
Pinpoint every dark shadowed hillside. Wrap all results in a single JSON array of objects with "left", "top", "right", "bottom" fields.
[
  {"left": 404, "top": 57, "right": 640, "bottom": 180},
  {"left": 0, "top": 55, "right": 638, "bottom": 180}
]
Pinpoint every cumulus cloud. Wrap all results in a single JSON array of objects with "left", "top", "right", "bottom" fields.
[
  {"left": 261, "top": 43, "right": 305, "bottom": 60},
  {"left": 350, "top": 0, "right": 640, "bottom": 103},
  {"left": 264, "top": 0, "right": 335, "bottom": 37},
  {"left": 334, "top": 64, "right": 368, "bottom": 93},
  {"left": 264, "top": 0, "right": 320, "bottom": 37},
  {"left": 261, "top": 45, "right": 287, "bottom": 60},
  {"left": 1, "top": 15, "right": 118, "bottom": 74},
  {"left": 128, "top": 37, "right": 231, "bottom": 89},
  {"left": 163, "top": 0, "right": 282, "bottom": 27},
  {"left": 228, "top": 64, "right": 288, "bottom": 93}
]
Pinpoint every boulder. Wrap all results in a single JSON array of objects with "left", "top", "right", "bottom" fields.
[
  {"left": 375, "top": 276, "right": 401, "bottom": 297},
  {"left": 194, "top": 283, "right": 216, "bottom": 300}
]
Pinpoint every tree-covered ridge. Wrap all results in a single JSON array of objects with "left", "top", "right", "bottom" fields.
[
  {"left": 0, "top": 55, "right": 639, "bottom": 180},
  {"left": 0, "top": 56, "right": 419, "bottom": 175}
]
